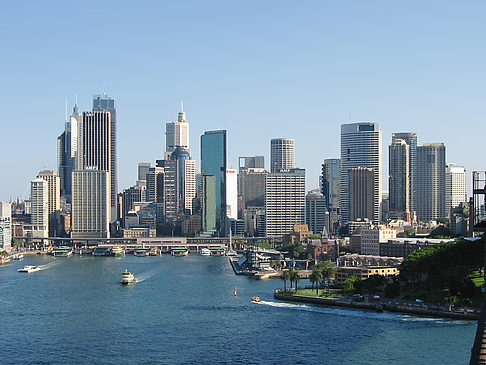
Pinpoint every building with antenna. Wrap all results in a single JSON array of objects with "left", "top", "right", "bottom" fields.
[{"left": 165, "top": 103, "right": 190, "bottom": 159}]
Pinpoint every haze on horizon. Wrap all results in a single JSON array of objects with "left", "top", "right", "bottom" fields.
[{"left": 0, "top": 0, "right": 484, "bottom": 201}]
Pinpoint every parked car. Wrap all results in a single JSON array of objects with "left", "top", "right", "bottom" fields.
[{"left": 372, "top": 295, "right": 381, "bottom": 301}]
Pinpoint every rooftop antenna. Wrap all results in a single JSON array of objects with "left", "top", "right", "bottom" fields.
[
  {"left": 65, "top": 97, "right": 68, "bottom": 121},
  {"left": 75, "top": 94, "right": 78, "bottom": 105},
  {"left": 181, "top": 101, "right": 184, "bottom": 113},
  {"left": 103, "top": 81, "right": 107, "bottom": 95}
]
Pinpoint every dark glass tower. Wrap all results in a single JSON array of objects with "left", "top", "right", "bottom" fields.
[{"left": 201, "top": 130, "right": 227, "bottom": 236}]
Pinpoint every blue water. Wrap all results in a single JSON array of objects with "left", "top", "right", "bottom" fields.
[{"left": 0, "top": 255, "right": 476, "bottom": 364}]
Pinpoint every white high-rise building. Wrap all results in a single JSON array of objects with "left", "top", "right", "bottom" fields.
[
  {"left": 265, "top": 169, "right": 306, "bottom": 237},
  {"left": 72, "top": 170, "right": 110, "bottom": 239},
  {"left": 184, "top": 160, "right": 197, "bottom": 214},
  {"left": 340, "top": 122, "right": 382, "bottom": 224},
  {"left": 226, "top": 169, "right": 238, "bottom": 220},
  {"left": 165, "top": 106, "right": 190, "bottom": 159},
  {"left": 37, "top": 170, "right": 61, "bottom": 215},
  {"left": 0, "top": 202, "right": 12, "bottom": 251},
  {"left": 30, "top": 178, "right": 49, "bottom": 238},
  {"left": 270, "top": 138, "right": 295, "bottom": 173},
  {"left": 445, "top": 164, "right": 467, "bottom": 217}
]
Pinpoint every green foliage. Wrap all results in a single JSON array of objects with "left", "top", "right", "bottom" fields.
[
  {"left": 280, "top": 243, "right": 307, "bottom": 260},
  {"left": 356, "top": 275, "right": 387, "bottom": 294},
  {"left": 436, "top": 217, "right": 449, "bottom": 225},
  {"left": 400, "top": 238, "right": 484, "bottom": 297},
  {"left": 404, "top": 228, "right": 416, "bottom": 238},
  {"left": 306, "top": 234, "right": 321, "bottom": 240},
  {"left": 342, "top": 276, "right": 360, "bottom": 293},
  {"left": 429, "top": 225, "right": 451, "bottom": 238},
  {"left": 255, "top": 242, "right": 272, "bottom": 249}
]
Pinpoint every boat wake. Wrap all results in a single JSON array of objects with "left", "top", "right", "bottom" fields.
[
  {"left": 255, "top": 300, "right": 468, "bottom": 325},
  {"left": 135, "top": 268, "right": 162, "bottom": 283},
  {"left": 36, "top": 261, "right": 60, "bottom": 271}
]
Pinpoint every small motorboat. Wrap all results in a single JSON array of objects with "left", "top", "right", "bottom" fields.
[
  {"left": 120, "top": 269, "right": 136, "bottom": 285},
  {"left": 18, "top": 265, "right": 39, "bottom": 273},
  {"left": 251, "top": 296, "right": 261, "bottom": 303},
  {"left": 199, "top": 248, "right": 211, "bottom": 256}
]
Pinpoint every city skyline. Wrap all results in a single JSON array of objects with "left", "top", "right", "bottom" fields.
[{"left": 1, "top": 1, "right": 485, "bottom": 200}]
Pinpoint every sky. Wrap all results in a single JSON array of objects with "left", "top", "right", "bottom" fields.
[{"left": 0, "top": 0, "right": 484, "bottom": 201}]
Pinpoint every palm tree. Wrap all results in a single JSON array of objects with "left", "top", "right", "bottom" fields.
[
  {"left": 310, "top": 269, "right": 323, "bottom": 296},
  {"left": 316, "top": 261, "right": 336, "bottom": 294},
  {"left": 288, "top": 268, "right": 296, "bottom": 289},
  {"left": 290, "top": 270, "right": 302, "bottom": 293},
  {"left": 281, "top": 270, "right": 291, "bottom": 291}
]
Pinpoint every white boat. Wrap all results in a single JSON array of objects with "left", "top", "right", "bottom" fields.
[
  {"left": 120, "top": 269, "right": 136, "bottom": 285},
  {"left": 52, "top": 246, "right": 73, "bottom": 257},
  {"left": 171, "top": 247, "right": 188, "bottom": 256},
  {"left": 11, "top": 254, "right": 24, "bottom": 260},
  {"left": 199, "top": 248, "right": 211, "bottom": 256},
  {"left": 18, "top": 265, "right": 40, "bottom": 273}
]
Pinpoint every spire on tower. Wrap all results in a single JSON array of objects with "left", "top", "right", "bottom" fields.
[{"left": 181, "top": 101, "right": 184, "bottom": 113}]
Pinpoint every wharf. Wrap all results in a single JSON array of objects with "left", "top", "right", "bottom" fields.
[{"left": 274, "top": 290, "right": 480, "bottom": 320}]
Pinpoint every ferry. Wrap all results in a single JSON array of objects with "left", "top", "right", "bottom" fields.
[
  {"left": 111, "top": 246, "right": 124, "bottom": 257},
  {"left": 52, "top": 246, "right": 73, "bottom": 257},
  {"left": 120, "top": 269, "right": 136, "bottom": 285},
  {"left": 199, "top": 248, "right": 211, "bottom": 256},
  {"left": 134, "top": 249, "right": 150, "bottom": 257},
  {"left": 92, "top": 247, "right": 112, "bottom": 256},
  {"left": 149, "top": 247, "right": 158, "bottom": 256},
  {"left": 18, "top": 265, "right": 40, "bottom": 273},
  {"left": 251, "top": 296, "right": 261, "bottom": 303},
  {"left": 171, "top": 247, "right": 188, "bottom": 256}
]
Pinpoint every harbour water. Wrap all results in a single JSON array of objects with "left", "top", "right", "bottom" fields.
[{"left": 0, "top": 255, "right": 477, "bottom": 364}]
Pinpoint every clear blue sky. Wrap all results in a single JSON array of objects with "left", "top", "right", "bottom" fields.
[{"left": 1, "top": 0, "right": 484, "bottom": 200}]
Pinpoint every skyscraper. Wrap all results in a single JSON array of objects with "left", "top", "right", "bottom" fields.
[
  {"left": 0, "top": 202, "right": 12, "bottom": 251},
  {"left": 270, "top": 138, "right": 294, "bottom": 172},
  {"left": 445, "top": 164, "right": 467, "bottom": 218},
  {"left": 92, "top": 94, "right": 117, "bottom": 222},
  {"left": 391, "top": 132, "right": 417, "bottom": 215},
  {"left": 201, "top": 175, "right": 217, "bottom": 235},
  {"left": 239, "top": 156, "right": 265, "bottom": 170},
  {"left": 348, "top": 167, "right": 375, "bottom": 222},
  {"left": 265, "top": 168, "right": 306, "bottom": 237},
  {"left": 37, "top": 170, "right": 61, "bottom": 236},
  {"left": 321, "top": 158, "right": 340, "bottom": 233},
  {"left": 138, "top": 162, "right": 151, "bottom": 183},
  {"left": 165, "top": 107, "right": 190, "bottom": 159},
  {"left": 201, "top": 130, "right": 227, "bottom": 236},
  {"left": 57, "top": 103, "right": 81, "bottom": 204},
  {"left": 226, "top": 169, "right": 238, "bottom": 220},
  {"left": 71, "top": 170, "right": 110, "bottom": 239},
  {"left": 30, "top": 178, "right": 48, "bottom": 238},
  {"left": 340, "top": 122, "right": 382, "bottom": 224},
  {"left": 389, "top": 139, "right": 410, "bottom": 218},
  {"left": 305, "top": 190, "right": 326, "bottom": 235},
  {"left": 170, "top": 147, "right": 196, "bottom": 215},
  {"left": 416, "top": 143, "right": 446, "bottom": 221}
]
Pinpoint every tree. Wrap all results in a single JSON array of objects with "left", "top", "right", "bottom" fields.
[
  {"left": 281, "top": 270, "right": 291, "bottom": 291},
  {"left": 287, "top": 268, "right": 296, "bottom": 289},
  {"left": 291, "top": 270, "right": 302, "bottom": 292},
  {"left": 315, "top": 261, "right": 337, "bottom": 293},
  {"left": 343, "top": 276, "right": 360, "bottom": 293},
  {"left": 310, "top": 269, "right": 323, "bottom": 296}
]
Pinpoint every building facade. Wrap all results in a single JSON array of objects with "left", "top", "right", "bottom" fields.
[
  {"left": 305, "top": 190, "right": 326, "bottom": 235},
  {"left": 349, "top": 167, "right": 375, "bottom": 222},
  {"left": 389, "top": 139, "right": 410, "bottom": 218},
  {"left": 265, "top": 168, "right": 305, "bottom": 237},
  {"left": 0, "top": 202, "right": 12, "bottom": 251},
  {"left": 270, "top": 138, "right": 295, "bottom": 173},
  {"left": 321, "top": 158, "right": 340, "bottom": 233},
  {"left": 340, "top": 122, "right": 382, "bottom": 224},
  {"left": 30, "top": 178, "right": 49, "bottom": 238},
  {"left": 165, "top": 108, "right": 190, "bottom": 159},
  {"left": 416, "top": 143, "right": 446, "bottom": 221},
  {"left": 391, "top": 133, "right": 417, "bottom": 215},
  {"left": 445, "top": 164, "right": 467, "bottom": 218}
]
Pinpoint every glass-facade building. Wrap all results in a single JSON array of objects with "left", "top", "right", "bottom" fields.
[{"left": 201, "top": 130, "right": 227, "bottom": 236}]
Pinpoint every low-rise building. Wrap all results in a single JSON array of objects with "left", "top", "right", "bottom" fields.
[
  {"left": 379, "top": 237, "right": 455, "bottom": 258},
  {"left": 335, "top": 266, "right": 399, "bottom": 287},
  {"left": 360, "top": 226, "right": 397, "bottom": 256}
]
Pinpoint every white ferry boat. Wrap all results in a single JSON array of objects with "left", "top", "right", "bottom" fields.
[
  {"left": 171, "top": 247, "right": 188, "bottom": 256},
  {"left": 120, "top": 269, "right": 136, "bottom": 285},
  {"left": 52, "top": 246, "right": 73, "bottom": 257},
  {"left": 18, "top": 265, "right": 40, "bottom": 273}
]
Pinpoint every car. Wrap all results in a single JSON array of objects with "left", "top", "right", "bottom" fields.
[
  {"left": 415, "top": 299, "right": 424, "bottom": 303},
  {"left": 372, "top": 295, "right": 381, "bottom": 301}
]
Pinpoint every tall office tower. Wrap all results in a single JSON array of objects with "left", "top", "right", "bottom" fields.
[
  {"left": 122, "top": 185, "right": 145, "bottom": 227},
  {"left": 392, "top": 133, "right": 417, "bottom": 214},
  {"left": 77, "top": 110, "right": 114, "bottom": 224},
  {"left": 416, "top": 143, "right": 446, "bottom": 221},
  {"left": 138, "top": 162, "right": 151, "bottom": 183},
  {"left": 30, "top": 178, "right": 49, "bottom": 238},
  {"left": 0, "top": 202, "right": 12, "bottom": 251},
  {"left": 92, "top": 94, "right": 117, "bottom": 222},
  {"left": 349, "top": 167, "right": 375, "bottom": 221},
  {"left": 305, "top": 190, "right": 326, "bottom": 235},
  {"left": 156, "top": 159, "right": 178, "bottom": 221},
  {"left": 340, "top": 122, "right": 382, "bottom": 224},
  {"left": 165, "top": 107, "right": 190, "bottom": 159},
  {"left": 226, "top": 169, "right": 238, "bottom": 220},
  {"left": 201, "top": 130, "right": 227, "bottom": 236},
  {"left": 201, "top": 175, "right": 217, "bottom": 235},
  {"left": 37, "top": 170, "right": 61, "bottom": 215},
  {"left": 239, "top": 156, "right": 265, "bottom": 170},
  {"left": 265, "top": 168, "right": 306, "bottom": 237},
  {"left": 146, "top": 167, "right": 165, "bottom": 203},
  {"left": 37, "top": 170, "right": 61, "bottom": 236},
  {"left": 170, "top": 147, "right": 197, "bottom": 215},
  {"left": 238, "top": 168, "right": 267, "bottom": 214},
  {"left": 58, "top": 103, "right": 81, "bottom": 204},
  {"left": 270, "top": 138, "right": 295, "bottom": 172},
  {"left": 389, "top": 139, "right": 410, "bottom": 219},
  {"left": 445, "top": 164, "right": 467, "bottom": 218},
  {"left": 321, "top": 158, "right": 341, "bottom": 233},
  {"left": 71, "top": 170, "right": 110, "bottom": 239}
]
